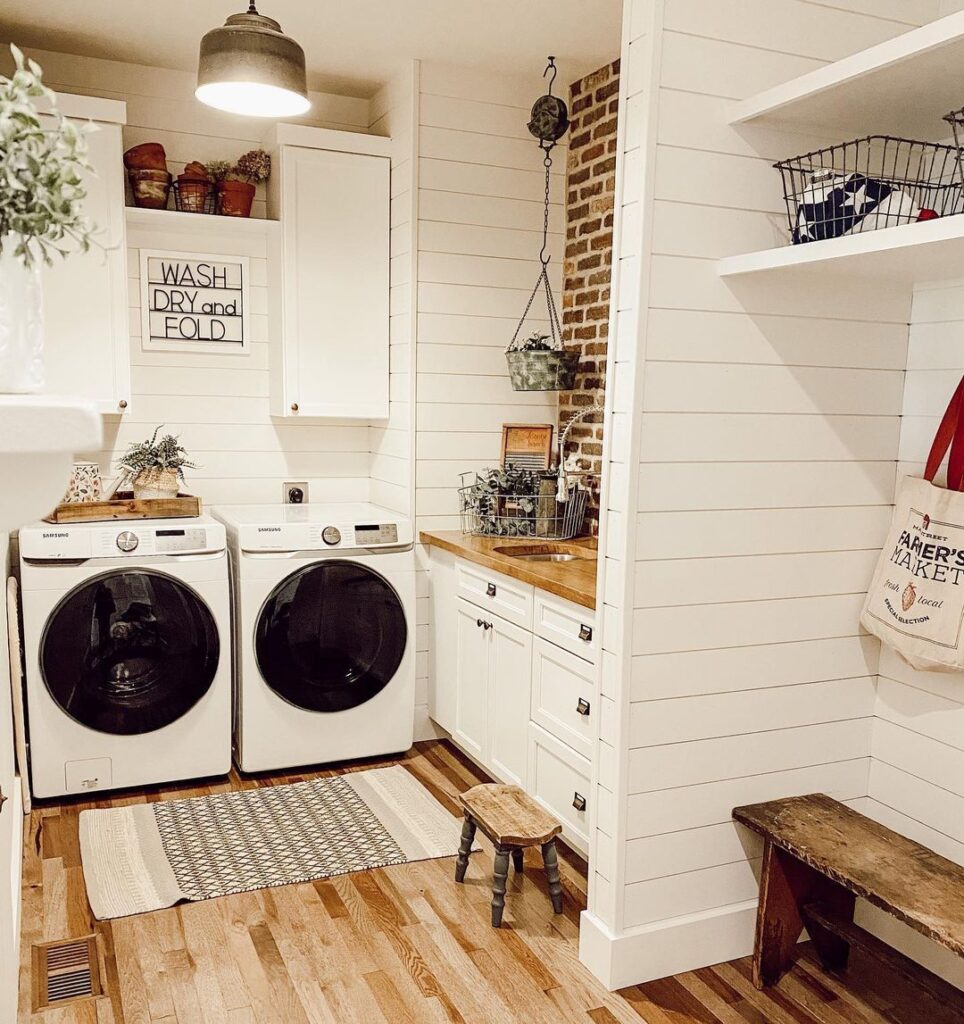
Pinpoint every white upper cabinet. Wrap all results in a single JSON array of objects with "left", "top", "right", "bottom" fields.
[
  {"left": 266, "top": 125, "right": 391, "bottom": 419},
  {"left": 41, "top": 96, "right": 130, "bottom": 415}
]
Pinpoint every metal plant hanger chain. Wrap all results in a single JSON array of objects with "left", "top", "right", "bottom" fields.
[{"left": 509, "top": 57, "right": 571, "bottom": 351}]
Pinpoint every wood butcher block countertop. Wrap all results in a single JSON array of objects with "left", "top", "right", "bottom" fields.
[{"left": 419, "top": 531, "right": 597, "bottom": 610}]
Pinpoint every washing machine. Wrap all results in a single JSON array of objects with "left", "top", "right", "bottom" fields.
[
  {"left": 213, "top": 503, "right": 416, "bottom": 773},
  {"left": 18, "top": 516, "right": 232, "bottom": 798}
]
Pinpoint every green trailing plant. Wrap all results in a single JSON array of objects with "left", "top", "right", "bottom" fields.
[
  {"left": 0, "top": 44, "right": 98, "bottom": 268},
  {"left": 117, "top": 427, "right": 198, "bottom": 482},
  {"left": 230, "top": 148, "right": 271, "bottom": 184}
]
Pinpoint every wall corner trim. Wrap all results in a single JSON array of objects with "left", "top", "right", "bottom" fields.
[{"left": 579, "top": 900, "right": 758, "bottom": 991}]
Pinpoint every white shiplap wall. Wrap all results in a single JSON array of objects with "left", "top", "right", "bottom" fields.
[
  {"left": 369, "top": 68, "right": 418, "bottom": 518},
  {"left": 414, "top": 62, "right": 565, "bottom": 533},
  {"left": 412, "top": 62, "right": 567, "bottom": 739},
  {"left": 867, "top": 279, "right": 964, "bottom": 988},
  {"left": 581, "top": 0, "right": 938, "bottom": 990}
]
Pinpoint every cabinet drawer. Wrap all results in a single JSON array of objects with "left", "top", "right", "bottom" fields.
[
  {"left": 456, "top": 559, "right": 533, "bottom": 630},
  {"left": 534, "top": 590, "right": 597, "bottom": 663},
  {"left": 527, "top": 723, "right": 591, "bottom": 855},
  {"left": 530, "top": 639, "right": 596, "bottom": 761}
]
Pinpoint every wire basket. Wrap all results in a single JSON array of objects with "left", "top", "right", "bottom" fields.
[
  {"left": 458, "top": 472, "right": 590, "bottom": 540},
  {"left": 775, "top": 136, "right": 963, "bottom": 244},
  {"left": 172, "top": 180, "right": 216, "bottom": 215}
]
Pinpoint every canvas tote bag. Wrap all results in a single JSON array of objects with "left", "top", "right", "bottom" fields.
[{"left": 861, "top": 375, "right": 964, "bottom": 671}]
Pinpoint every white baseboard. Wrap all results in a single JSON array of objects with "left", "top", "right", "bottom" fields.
[
  {"left": 579, "top": 901, "right": 757, "bottom": 990},
  {"left": 414, "top": 703, "right": 446, "bottom": 742}
]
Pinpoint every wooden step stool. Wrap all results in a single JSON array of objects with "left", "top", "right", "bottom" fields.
[{"left": 455, "top": 783, "right": 563, "bottom": 927}]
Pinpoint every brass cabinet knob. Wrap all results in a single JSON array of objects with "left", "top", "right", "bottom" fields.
[
  {"left": 291, "top": 402, "right": 299, "bottom": 412},
  {"left": 118, "top": 399, "right": 128, "bottom": 410}
]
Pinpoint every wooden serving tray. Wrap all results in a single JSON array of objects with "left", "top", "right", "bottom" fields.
[{"left": 45, "top": 492, "right": 202, "bottom": 524}]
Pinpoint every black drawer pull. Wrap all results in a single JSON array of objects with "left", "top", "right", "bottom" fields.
[
  {"left": 579, "top": 624, "right": 593, "bottom": 642},
  {"left": 572, "top": 792, "right": 587, "bottom": 812},
  {"left": 576, "top": 698, "right": 591, "bottom": 716},
  {"left": 486, "top": 582, "right": 497, "bottom": 597},
  {"left": 477, "top": 618, "right": 484, "bottom": 628}
]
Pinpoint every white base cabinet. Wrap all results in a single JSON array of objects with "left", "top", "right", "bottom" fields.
[
  {"left": 453, "top": 598, "right": 531, "bottom": 788},
  {"left": 428, "top": 550, "right": 596, "bottom": 855}
]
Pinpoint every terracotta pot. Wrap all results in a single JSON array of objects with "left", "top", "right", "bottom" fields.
[
  {"left": 218, "top": 180, "right": 255, "bottom": 217},
  {"left": 129, "top": 168, "right": 172, "bottom": 209},
  {"left": 132, "top": 467, "right": 179, "bottom": 501},
  {"left": 123, "top": 142, "right": 167, "bottom": 171}
]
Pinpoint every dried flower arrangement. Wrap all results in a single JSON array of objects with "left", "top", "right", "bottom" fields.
[{"left": 230, "top": 148, "right": 271, "bottom": 184}]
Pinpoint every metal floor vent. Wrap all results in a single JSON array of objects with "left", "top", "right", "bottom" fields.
[{"left": 31, "top": 935, "right": 102, "bottom": 1011}]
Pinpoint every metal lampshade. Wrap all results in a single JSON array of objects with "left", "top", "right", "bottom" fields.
[{"left": 196, "top": 4, "right": 310, "bottom": 118}]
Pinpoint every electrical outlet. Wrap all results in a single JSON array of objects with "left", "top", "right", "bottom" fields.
[{"left": 283, "top": 481, "right": 308, "bottom": 504}]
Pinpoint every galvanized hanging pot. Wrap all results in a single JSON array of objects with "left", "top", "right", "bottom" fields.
[{"left": 506, "top": 57, "right": 576, "bottom": 392}]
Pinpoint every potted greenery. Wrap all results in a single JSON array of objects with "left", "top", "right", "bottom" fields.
[
  {"left": 117, "top": 427, "right": 198, "bottom": 500},
  {"left": 219, "top": 148, "right": 271, "bottom": 217},
  {"left": 0, "top": 45, "right": 97, "bottom": 392},
  {"left": 504, "top": 331, "right": 579, "bottom": 391}
]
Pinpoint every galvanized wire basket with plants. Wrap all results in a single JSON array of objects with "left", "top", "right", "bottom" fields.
[{"left": 458, "top": 466, "right": 589, "bottom": 540}]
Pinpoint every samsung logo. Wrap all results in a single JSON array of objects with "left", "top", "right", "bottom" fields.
[
  {"left": 42, "top": 532, "right": 70, "bottom": 539},
  {"left": 257, "top": 527, "right": 282, "bottom": 533}
]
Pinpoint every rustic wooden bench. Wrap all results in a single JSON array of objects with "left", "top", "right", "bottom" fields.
[
  {"left": 456, "top": 783, "right": 563, "bottom": 927},
  {"left": 733, "top": 793, "right": 964, "bottom": 1010}
]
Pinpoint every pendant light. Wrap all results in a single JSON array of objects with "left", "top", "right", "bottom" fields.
[{"left": 196, "top": 2, "right": 311, "bottom": 118}]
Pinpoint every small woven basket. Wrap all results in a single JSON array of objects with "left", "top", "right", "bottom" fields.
[{"left": 506, "top": 349, "right": 579, "bottom": 391}]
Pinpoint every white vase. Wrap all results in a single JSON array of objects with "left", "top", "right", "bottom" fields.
[{"left": 0, "top": 248, "right": 44, "bottom": 393}]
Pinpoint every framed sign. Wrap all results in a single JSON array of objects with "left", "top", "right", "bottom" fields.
[{"left": 140, "top": 249, "right": 251, "bottom": 355}]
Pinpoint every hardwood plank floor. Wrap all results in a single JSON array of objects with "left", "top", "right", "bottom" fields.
[{"left": 17, "top": 739, "right": 959, "bottom": 1023}]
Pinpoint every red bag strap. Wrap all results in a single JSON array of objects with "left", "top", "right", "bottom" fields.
[{"left": 925, "top": 374, "right": 964, "bottom": 491}]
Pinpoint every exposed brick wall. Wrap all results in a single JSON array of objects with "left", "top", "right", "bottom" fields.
[{"left": 560, "top": 59, "right": 619, "bottom": 530}]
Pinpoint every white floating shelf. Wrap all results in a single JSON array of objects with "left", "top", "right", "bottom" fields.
[
  {"left": 124, "top": 207, "right": 279, "bottom": 234},
  {"left": 718, "top": 215, "right": 964, "bottom": 285},
  {"left": 730, "top": 11, "right": 964, "bottom": 139}
]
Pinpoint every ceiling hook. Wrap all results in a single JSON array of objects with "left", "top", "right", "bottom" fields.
[{"left": 543, "top": 56, "right": 558, "bottom": 96}]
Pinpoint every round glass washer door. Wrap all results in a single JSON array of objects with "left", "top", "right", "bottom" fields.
[
  {"left": 255, "top": 560, "right": 407, "bottom": 713},
  {"left": 40, "top": 569, "right": 220, "bottom": 736}
]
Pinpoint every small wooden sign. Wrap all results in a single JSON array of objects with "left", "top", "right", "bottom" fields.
[
  {"left": 140, "top": 249, "right": 250, "bottom": 355},
  {"left": 501, "top": 423, "right": 554, "bottom": 471}
]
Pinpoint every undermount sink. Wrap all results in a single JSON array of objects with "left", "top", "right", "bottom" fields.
[{"left": 492, "top": 543, "right": 593, "bottom": 563}]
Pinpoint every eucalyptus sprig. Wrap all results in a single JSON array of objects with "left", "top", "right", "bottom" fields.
[{"left": 0, "top": 44, "right": 98, "bottom": 268}]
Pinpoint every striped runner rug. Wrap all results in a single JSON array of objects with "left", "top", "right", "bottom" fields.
[{"left": 79, "top": 765, "right": 471, "bottom": 919}]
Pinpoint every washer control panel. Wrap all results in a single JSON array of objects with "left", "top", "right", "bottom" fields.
[
  {"left": 19, "top": 520, "right": 225, "bottom": 560},
  {"left": 353, "top": 523, "right": 399, "bottom": 547}
]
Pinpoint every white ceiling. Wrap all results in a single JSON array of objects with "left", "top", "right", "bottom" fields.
[{"left": 0, "top": 1, "right": 623, "bottom": 99}]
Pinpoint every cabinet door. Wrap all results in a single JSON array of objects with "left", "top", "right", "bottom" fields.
[
  {"left": 487, "top": 616, "right": 532, "bottom": 788},
  {"left": 453, "top": 598, "right": 488, "bottom": 762},
  {"left": 276, "top": 146, "right": 389, "bottom": 418},
  {"left": 41, "top": 119, "right": 130, "bottom": 414}
]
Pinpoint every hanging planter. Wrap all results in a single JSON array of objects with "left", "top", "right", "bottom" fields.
[{"left": 506, "top": 57, "right": 575, "bottom": 393}]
